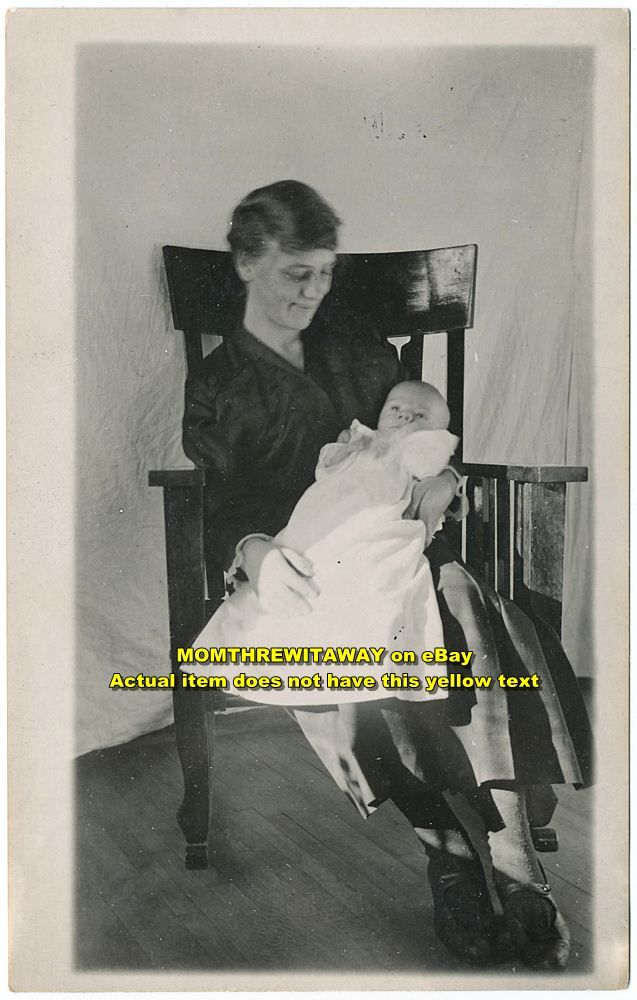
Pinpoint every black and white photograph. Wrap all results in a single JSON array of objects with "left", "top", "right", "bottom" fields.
[{"left": 7, "top": 7, "right": 629, "bottom": 991}]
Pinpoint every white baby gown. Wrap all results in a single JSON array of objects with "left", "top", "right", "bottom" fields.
[{"left": 187, "top": 421, "right": 458, "bottom": 704}]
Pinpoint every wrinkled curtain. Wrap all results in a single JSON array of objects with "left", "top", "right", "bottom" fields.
[{"left": 76, "top": 44, "right": 592, "bottom": 755}]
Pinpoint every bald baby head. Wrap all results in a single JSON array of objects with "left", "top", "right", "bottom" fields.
[{"left": 377, "top": 381, "right": 450, "bottom": 434}]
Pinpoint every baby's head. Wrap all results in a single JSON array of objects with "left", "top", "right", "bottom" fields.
[{"left": 377, "top": 381, "right": 450, "bottom": 435}]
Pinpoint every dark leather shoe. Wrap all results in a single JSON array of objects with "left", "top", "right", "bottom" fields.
[
  {"left": 500, "top": 879, "right": 571, "bottom": 970},
  {"left": 427, "top": 852, "right": 498, "bottom": 965}
]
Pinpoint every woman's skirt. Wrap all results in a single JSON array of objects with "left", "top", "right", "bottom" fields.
[{"left": 292, "top": 534, "right": 593, "bottom": 831}]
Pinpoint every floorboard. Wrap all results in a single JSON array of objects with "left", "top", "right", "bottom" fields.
[{"left": 75, "top": 707, "right": 594, "bottom": 977}]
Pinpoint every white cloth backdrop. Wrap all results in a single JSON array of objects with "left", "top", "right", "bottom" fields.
[{"left": 76, "top": 44, "right": 592, "bottom": 755}]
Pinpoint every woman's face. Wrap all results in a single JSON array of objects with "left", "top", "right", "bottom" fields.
[{"left": 237, "top": 242, "right": 336, "bottom": 335}]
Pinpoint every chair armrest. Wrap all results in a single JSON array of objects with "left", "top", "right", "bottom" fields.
[
  {"left": 460, "top": 463, "right": 588, "bottom": 636},
  {"left": 461, "top": 463, "right": 588, "bottom": 484},
  {"left": 148, "top": 467, "right": 208, "bottom": 657},
  {"left": 149, "top": 468, "right": 207, "bottom": 488},
  {"left": 148, "top": 464, "right": 225, "bottom": 612}
]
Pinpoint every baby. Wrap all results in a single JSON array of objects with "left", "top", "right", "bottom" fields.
[
  {"left": 365, "top": 379, "right": 450, "bottom": 441},
  {"left": 329, "top": 380, "right": 452, "bottom": 471},
  {"left": 187, "top": 381, "right": 458, "bottom": 703}
]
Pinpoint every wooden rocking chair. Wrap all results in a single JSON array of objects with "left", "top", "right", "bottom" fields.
[{"left": 150, "top": 244, "right": 587, "bottom": 869}]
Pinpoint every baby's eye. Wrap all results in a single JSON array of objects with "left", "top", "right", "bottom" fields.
[
  {"left": 390, "top": 405, "right": 399, "bottom": 412},
  {"left": 414, "top": 412, "right": 426, "bottom": 420}
]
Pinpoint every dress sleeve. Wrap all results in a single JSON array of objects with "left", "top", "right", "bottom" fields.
[
  {"left": 183, "top": 369, "right": 275, "bottom": 570},
  {"left": 399, "top": 430, "right": 459, "bottom": 480},
  {"left": 183, "top": 368, "right": 241, "bottom": 474},
  {"left": 315, "top": 420, "right": 371, "bottom": 479}
]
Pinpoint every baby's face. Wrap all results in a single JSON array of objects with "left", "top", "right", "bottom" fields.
[{"left": 377, "top": 383, "right": 450, "bottom": 435}]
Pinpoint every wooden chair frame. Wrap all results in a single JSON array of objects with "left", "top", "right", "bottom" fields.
[{"left": 150, "top": 244, "right": 587, "bottom": 869}]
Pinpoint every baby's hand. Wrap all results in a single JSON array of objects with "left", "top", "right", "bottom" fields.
[
  {"left": 337, "top": 428, "right": 352, "bottom": 444},
  {"left": 407, "top": 470, "right": 457, "bottom": 546},
  {"left": 241, "top": 538, "right": 319, "bottom": 616}
]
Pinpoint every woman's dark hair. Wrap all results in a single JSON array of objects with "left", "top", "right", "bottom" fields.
[{"left": 227, "top": 180, "right": 342, "bottom": 257}]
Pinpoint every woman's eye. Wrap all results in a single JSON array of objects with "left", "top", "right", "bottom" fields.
[{"left": 285, "top": 269, "right": 333, "bottom": 285}]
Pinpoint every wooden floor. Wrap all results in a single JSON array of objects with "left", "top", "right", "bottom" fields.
[{"left": 75, "top": 707, "right": 593, "bottom": 976}]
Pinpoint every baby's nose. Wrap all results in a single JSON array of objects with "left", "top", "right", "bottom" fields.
[{"left": 398, "top": 410, "right": 412, "bottom": 422}]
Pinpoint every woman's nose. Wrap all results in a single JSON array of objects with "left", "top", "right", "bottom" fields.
[{"left": 301, "top": 276, "right": 326, "bottom": 300}]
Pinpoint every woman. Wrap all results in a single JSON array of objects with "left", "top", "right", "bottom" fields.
[{"left": 183, "top": 180, "right": 592, "bottom": 969}]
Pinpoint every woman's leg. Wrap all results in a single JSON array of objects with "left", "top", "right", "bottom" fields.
[
  {"left": 380, "top": 692, "right": 573, "bottom": 971},
  {"left": 424, "top": 533, "right": 587, "bottom": 970},
  {"left": 434, "top": 786, "right": 571, "bottom": 970},
  {"left": 489, "top": 788, "right": 544, "bottom": 884},
  {"left": 487, "top": 787, "right": 571, "bottom": 969},
  {"left": 292, "top": 701, "right": 499, "bottom": 964}
]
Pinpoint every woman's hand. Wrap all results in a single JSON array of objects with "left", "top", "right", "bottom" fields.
[
  {"left": 241, "top": 538, "right": 320, "bottom": 617},
  {"left": 408, "top": 469, "right": 458, "bottom": 545}
]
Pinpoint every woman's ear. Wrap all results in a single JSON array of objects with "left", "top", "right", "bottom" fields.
[{"left": 235, "top": 251, "right": 256, "bottom": 283}]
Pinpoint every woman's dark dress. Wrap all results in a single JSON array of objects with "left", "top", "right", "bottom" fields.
[{"left": 183, "top": 319, "right": 592, "bottom": 832}]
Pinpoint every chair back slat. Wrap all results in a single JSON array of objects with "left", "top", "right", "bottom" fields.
[
  {"left": 162, "top": 244, "right": 477, "bottom": 341},
  {"left": 163, "top": 246, "right": 244, "bottom": 337},
  {"left": 162, "top": 242, "right": 478, "bottom": 451}
]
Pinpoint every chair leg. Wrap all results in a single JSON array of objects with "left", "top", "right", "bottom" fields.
[
  {"left": 531, "top": 827, "right": 559, "bottom": 853},
  {"left": 172, "top": 685, "right": 215, "bottom": 869},
  {"left": 183, "top": 843, "right": 209, "bottom": 870}
]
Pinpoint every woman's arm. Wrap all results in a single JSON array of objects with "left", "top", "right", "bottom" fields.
[
  {"left": 183, "top": 374, "right": 271, "bottom": 567},
  {"left": 184, "top": 369, "right": 319, "bottom": 614},
  {"left": 406, "top": 468, "right": 463, "bottom": 546}
]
